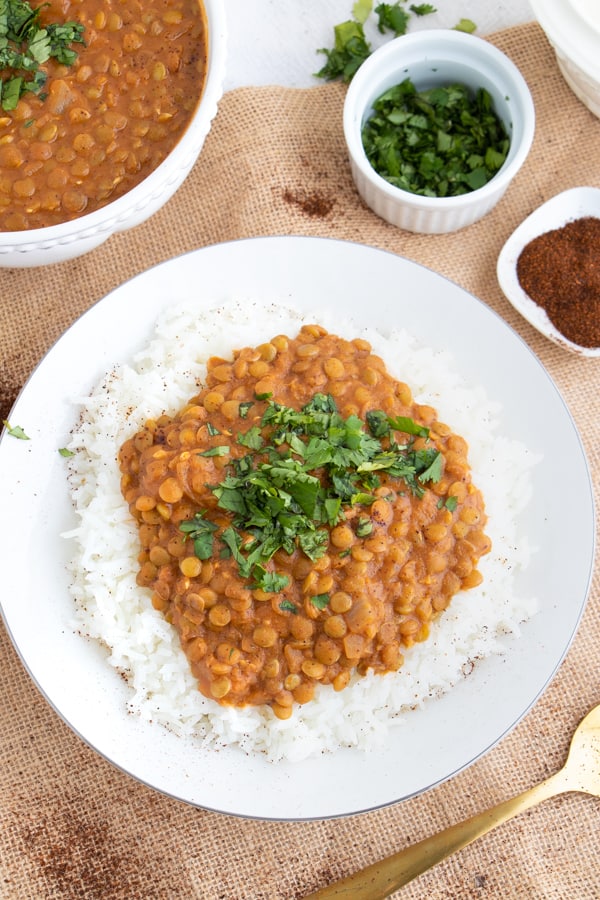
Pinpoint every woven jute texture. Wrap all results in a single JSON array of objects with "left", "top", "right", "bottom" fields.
[{"left": 1, "top": 22, "right": 599, "bottom": 899}]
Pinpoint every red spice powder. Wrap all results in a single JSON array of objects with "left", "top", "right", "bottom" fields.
[{"left": 516, "top": 216, "right": 600, "bottom": 348}]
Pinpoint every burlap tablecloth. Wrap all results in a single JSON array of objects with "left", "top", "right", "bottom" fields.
[{"left": 1, "top": 21, "right": 599, "bottom": 899}]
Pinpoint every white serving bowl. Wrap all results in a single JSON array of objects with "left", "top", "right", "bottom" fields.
[
  {"left": 497, "top": 186, "right": 600, "bottom": 357},
  {"left": 343, "top": 30, "right": 535, "bottom": 234},
  {"left": 0, "top": 0, "right": 227, "bottom": 268},
  {"left": 530, "top": 0, "right": 600, "bottom": 119}
]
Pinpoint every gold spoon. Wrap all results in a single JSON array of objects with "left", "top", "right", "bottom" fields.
[{"left": 305, "top": 704, "right": 600, "bottom": 899}]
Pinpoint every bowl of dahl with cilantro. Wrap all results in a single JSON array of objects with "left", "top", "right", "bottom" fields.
[
  {"left": 0, "top": 0, "right": 226, "bottom": 267},
  {"left": 343, "top": 29, "right": 535, "bottom": 234}
]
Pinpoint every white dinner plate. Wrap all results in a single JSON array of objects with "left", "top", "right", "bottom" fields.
[{"left": 0, "top": 236, "right": 594, "bottom": 820}]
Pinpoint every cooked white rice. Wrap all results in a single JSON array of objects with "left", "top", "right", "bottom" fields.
[{"left": 63, "top": 298, "right": 539, "bottom": 763}]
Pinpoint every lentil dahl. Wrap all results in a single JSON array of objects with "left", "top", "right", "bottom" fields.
[
  {"left": 119, "top": 326, "right": 491, "bottom": 718},
  {"left": 0, "top": 0, "right": 207, "bottom": 230}
]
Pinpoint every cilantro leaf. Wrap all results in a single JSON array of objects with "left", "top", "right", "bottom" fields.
[
  {"left": 454, "top": 17, "right": 477, "bottom": 33},
  {"left": 417, "top": 450, "right": 443, "bottom": 483},
  {"left": 298, "top": 528, "right": 329, "bottom": 561},
  {"left": 375, "top": 3, "right": 410, "bottom": 36},
  {"left": 2, "top": 419, "right": 29, "bottom": 439},
  {"left": 310, "top": 593, "right": 330, "bottom": 610},
  {"left": 352, "top": 0, "right": 373, "bottom": 24},
  {"left": 438, "top": 495, "right": 458, "bottom": 511},
  {"left": 252, "top": 567, "right": 290, "bottom": 593},
  {"left": 220, "top": 526, "right": 249, "bottom": 574},
  {"left": 315, "top": 19, "right": 371, "bottom": 83},
  {"left": 366, "top": 409, "right": 390, "bottom": 438},
  {"left": 179, "top": 512, "right": 218, "bottom": 560},
  {"left": 0, "top": 0, "right": 85, "bottom": 111},
  {"left": 279, "top": 599, "right": 297, "bottom": 614},
  {"left": 356, "top": 517, "right": 373, "bottom": 537},
  {"left": 410, "top": 3, "right": 436, "bottom": 15},
  {"left": 198, "top": 445, "right": 229, "bottom": 457},
  {"left": 387, "top": 415, "right": 430, "bottom": 438},
  {"left": 238, "top": 426, "right": 264, "bottom": 450}
]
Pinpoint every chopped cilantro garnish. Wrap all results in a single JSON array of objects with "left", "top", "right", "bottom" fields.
[
  {"left": 238, "top": 401, "right": 254, "bottom": 419},
  {"left": 356, "top": 516, "right": 373, "bottom": 537},
  {"left": 310, "top": 593, "right": 330, "bottom": 610},
  {"left": 375, "top": 2, "right": 410, "bottom": 36},
  {"left": 220, "top": 526, "right": 247, "bottom": 568},
  {"left": 253, "top": 568, "right": 290, "bottom": 593},
  {"left": 180, "top": 393, "right": 444, "bottom": 590},
  {"left": 198, "top": 445, "right": 229, "bottom": 457},
  {"left": 417, "top": 449, "right": 443, "bottom": 483},
  {"left": 454, "top": 17, "right": 477, "bottom": 33},
  {"left": 315, "top": 1, "right": 438, "bottom": 82},
  {"left": 0, "top": 0, "right": 85, "bottom": 111},
  {"left": 315, "top": 19, "right": 371, "bottom": 83},
  {"left": 352, "top": 0, "right": 373, "bottom": 24},
  {"left": 438, "top": 495, "right": 458, "bottom": 512},
  {"left": 179, "top": 512, "right": 218, "bottom": 560},
  {"left": 410, "top": 3, "right": 437, "bottom": 16},
  {"left": 365, "top": 409, "right": 390, "bottom": 438},
  {"left": 361, "top": 78, "right": 509, "bottom": 198},
  {"left": 58, "top": 447, "right": 74, "bottom": 457},
  {"left": 279, "top": 599, "right": 297, "bottom": 614},
  {"left": 237, "top": 426, "right": 264, "bottom": 450},
  {"left": 387, "top": 415, "right": 430, "bottom": 438}
]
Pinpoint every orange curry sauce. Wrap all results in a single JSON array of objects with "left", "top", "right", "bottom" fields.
[{"left": 119, "top": 326, "right": 491, "bottom": 719}]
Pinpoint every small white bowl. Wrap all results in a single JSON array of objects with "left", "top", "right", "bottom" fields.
[
  {"left": 0, "top": 0, "right": 227, "bottom": 268},
  {"left": 530, "top": 0, "right": 600, "bottom": 120},
  {"left": 343, "top": 30, "right": 535, "bottom": 234},
  {"left": 497, "top": 186, "right": 600, "bottom": 357}
]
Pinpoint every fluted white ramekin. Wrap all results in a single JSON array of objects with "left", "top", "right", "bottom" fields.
[{"left": 343, "top": 30, "right": 535, "bottom": 234}]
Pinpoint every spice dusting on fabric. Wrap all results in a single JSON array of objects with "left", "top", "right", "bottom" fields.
[
  {"left": 282, "top": 188, "right": 335, "bottom": 218},
  {"left": 516, "top": 216, "right": 600, "bottom": 348}
]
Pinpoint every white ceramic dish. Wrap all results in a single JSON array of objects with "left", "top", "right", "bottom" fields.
[
  {"left": 0, "top": 236, "right": 594, "bottom": 821},
  {"left": 343, "top": 30, "right": 535, "bottom": 234},
  {"left": 0, "top": 0, "right": 227, "bottom": 268},
  {"left": 497, "top": 186, "right": 600, "bottom": 357},
  {"left": 530, "top": 0, "right": 600, "bottom": 119}
]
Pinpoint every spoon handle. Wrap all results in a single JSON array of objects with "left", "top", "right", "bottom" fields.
[{"left": 305, "top": 769, "right": 570, "bottom": 899}]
